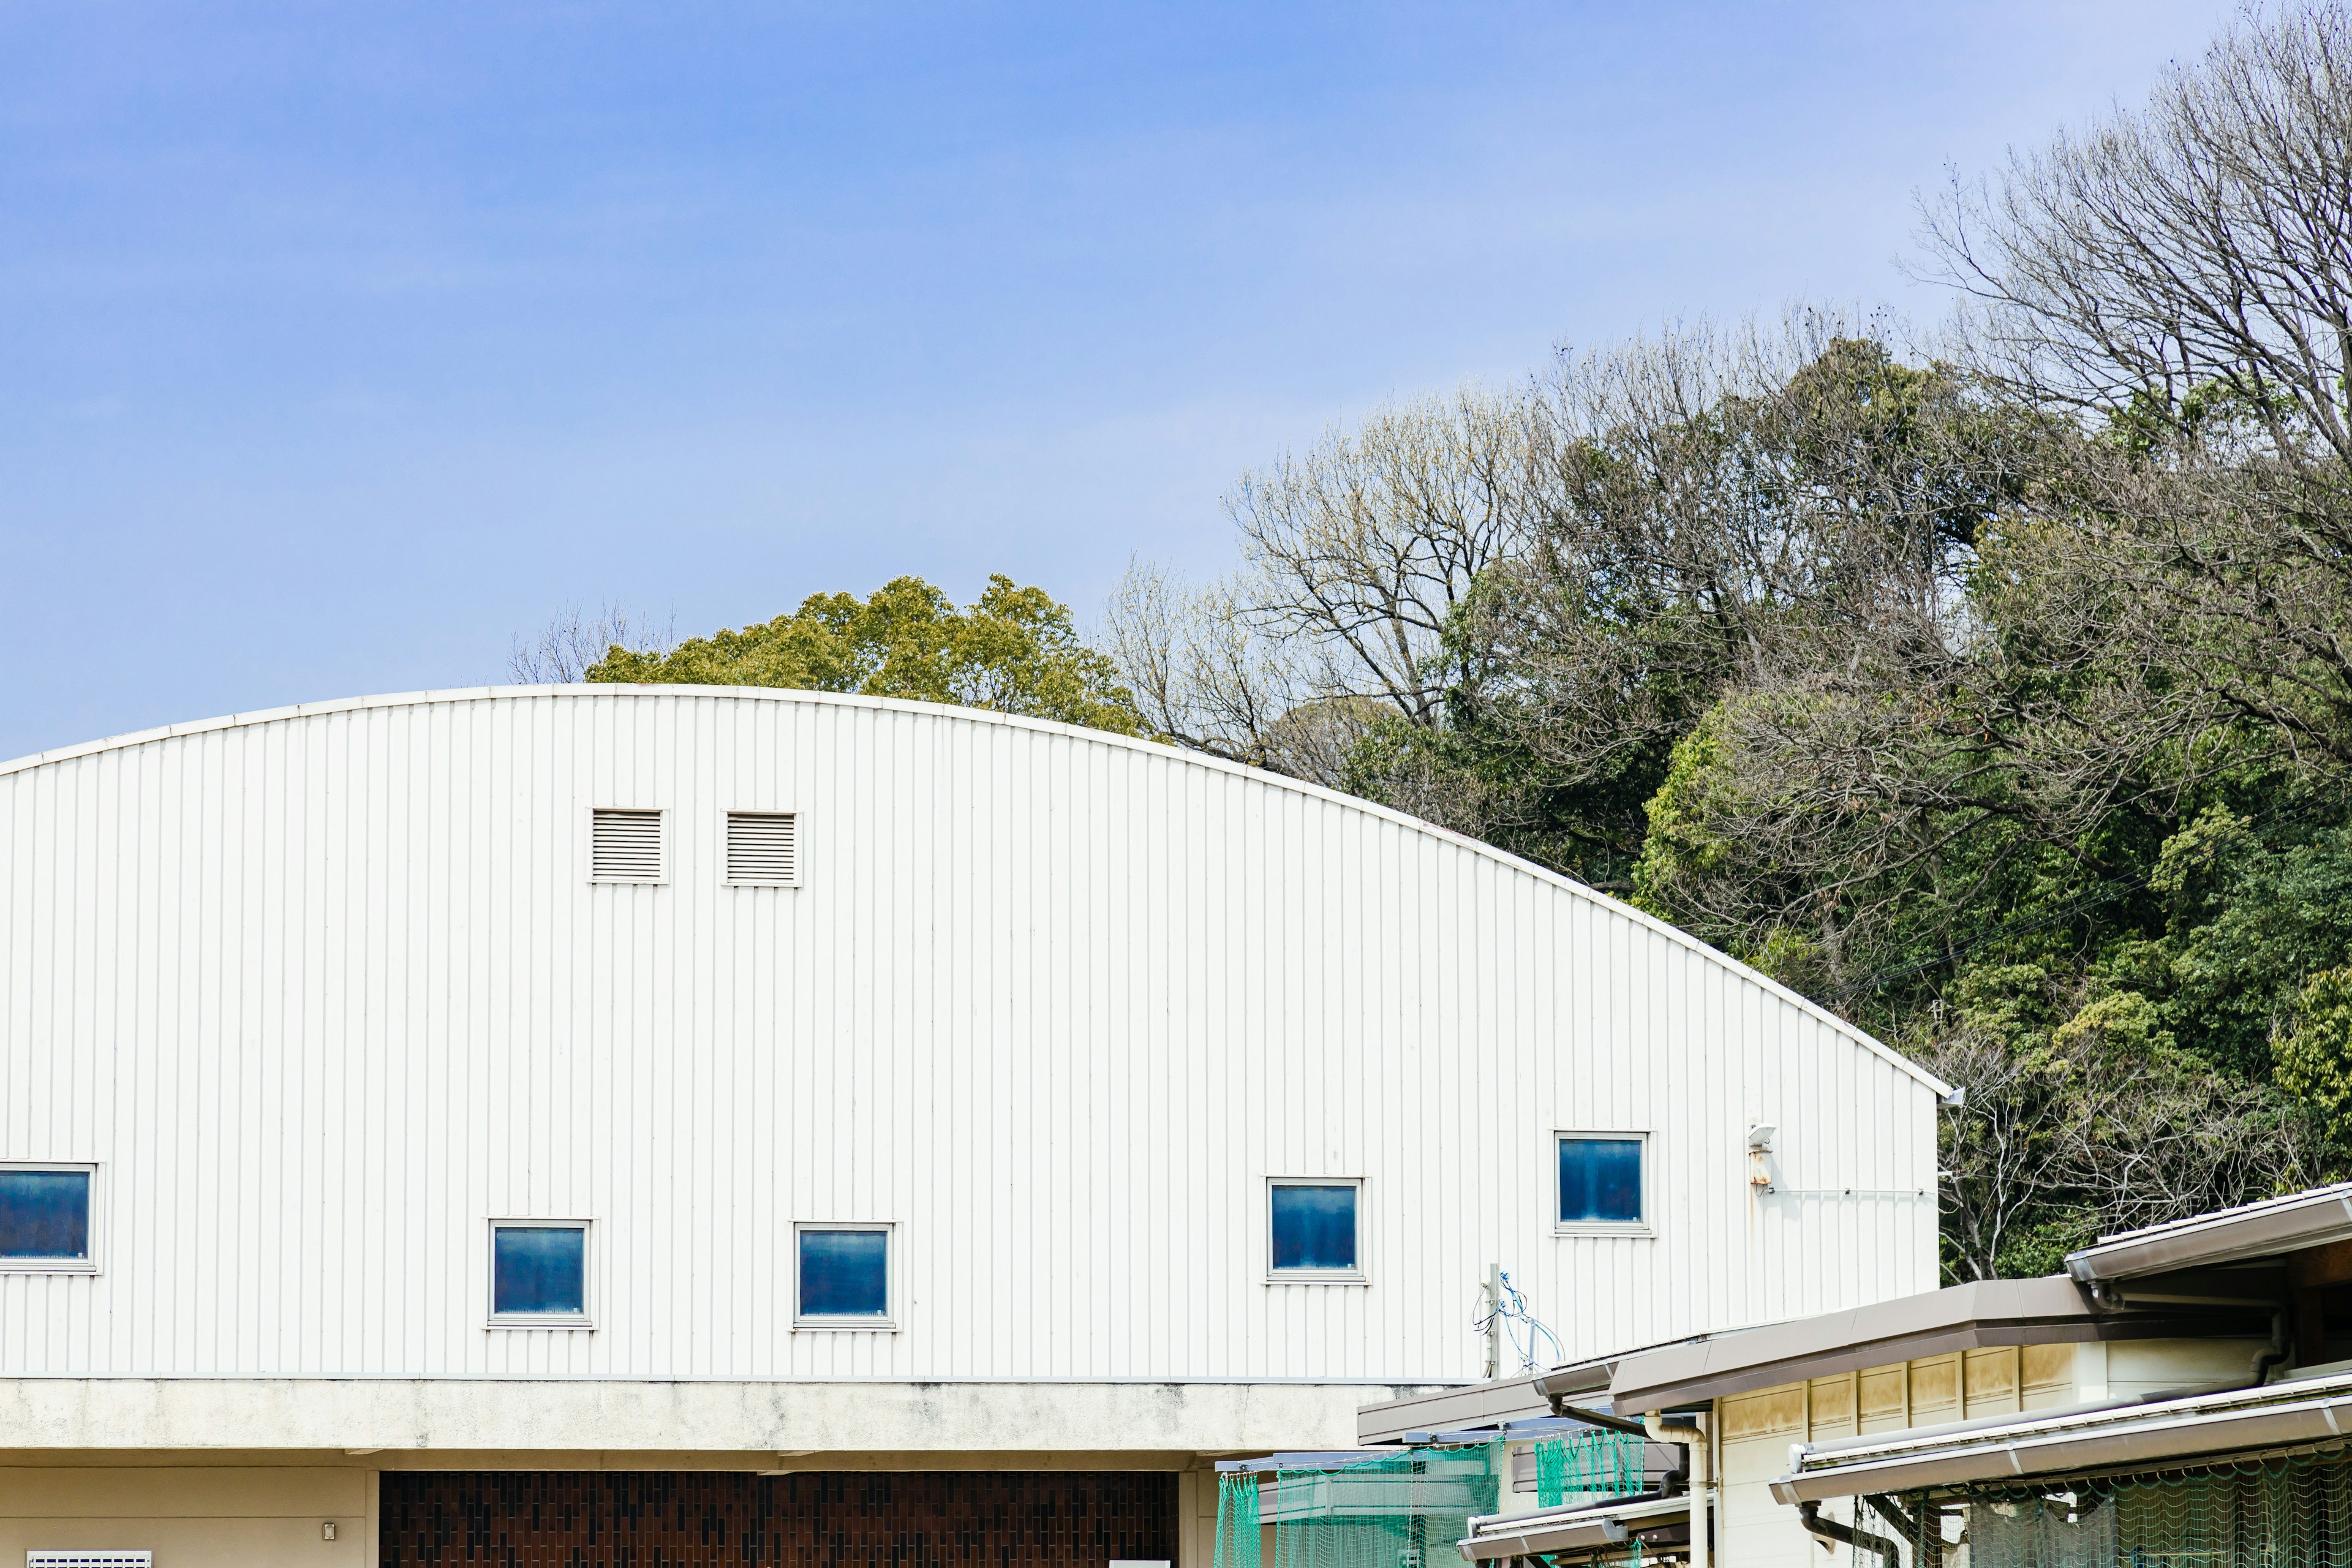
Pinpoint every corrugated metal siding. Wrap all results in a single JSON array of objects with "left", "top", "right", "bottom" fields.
[{"left": 0, "top": 688, "right": 1940, "bottom": 1381}]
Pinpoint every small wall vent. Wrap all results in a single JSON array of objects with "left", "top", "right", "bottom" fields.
[
  {"left": 725, "top": 812, "right": 800, "bottom": 886},
  {"left": 590, "top": 809, "right": 665, "bottom": 883},
  {"left": 31, "top": 1555, "right": 155, "bottom": 1568}
]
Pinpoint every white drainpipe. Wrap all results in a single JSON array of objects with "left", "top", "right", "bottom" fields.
[{"left": 1646, "top": 1413, "right": 1710, "bottom": 1568}]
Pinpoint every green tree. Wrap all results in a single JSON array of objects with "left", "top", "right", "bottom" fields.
[{"left": 588, "top": 575, "right": 1148, "bottom": 737}]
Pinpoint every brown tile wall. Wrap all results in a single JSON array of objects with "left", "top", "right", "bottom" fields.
[{"left": 380, "top": 1471, "right": 1178, "bottom": 1568}]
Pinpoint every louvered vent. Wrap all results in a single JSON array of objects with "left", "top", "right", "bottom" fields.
[
  {"left": 725, "top": 810, "right": 800, "bottom": 886},
  {"left": 31, "top": 1556, "right": 154, "bottom": 1568},
  {"left": 590, "top": 808, "right": 665, "bottom": 883}
]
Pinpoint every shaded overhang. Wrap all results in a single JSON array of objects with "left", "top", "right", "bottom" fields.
[
  {"left": 1356, "top": 1278, "right": 2266, "bottom": 1444},
  {"left": 1357, "top": 1368, "right": 1607, "bottom": 1444},
  {"left": 1459, "top": 1494, "right": 1689, "bottom": 1561},
  {"left": 1605, "top": 1275, "right": 2268, "bottom": 1413},
  {"left": 2067, "top": 1184, "right": 2352, "bottom": 1282},
  {"left": 1772, "top": 1368, "right": 2352, "bottom": 1502}
]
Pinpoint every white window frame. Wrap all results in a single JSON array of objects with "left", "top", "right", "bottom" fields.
[
  {"left": 585, "top": 806, "right": 667, "bottom": 885},
  {"left": 793, "top": 1220, "right": 897, "bottom": 1330},
  {"left": 0, "top": 1161, "right": 101, "bottom": 1275},
  {"left": 1553, "top": 1129, "right": 1654, "bottom": 1237},
  {"left": 1265, "top": 1175, "right": 1367, "bottom": 1284},
  {"left": 720, "top": 807, "right": 804, "bottom": 889},
  {"left": 486, "top": 1218, "right": 595, "bottom": 1330}
]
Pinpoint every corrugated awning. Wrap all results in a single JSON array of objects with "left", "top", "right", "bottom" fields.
[
  {"left": 1458, "top": 1494, "right": 1687, "bottom": 1561},
  {"left": 2065, "top": 1183, "right": 2352, "bottom": 1281},
  {"left": 1773, "top": 1369, "right": 2352, "bottom": 1502}
]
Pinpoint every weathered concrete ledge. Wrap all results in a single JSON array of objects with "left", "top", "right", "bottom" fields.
[{"left": 0, "top": 1379, "right": 1456, "bottom": 1455}]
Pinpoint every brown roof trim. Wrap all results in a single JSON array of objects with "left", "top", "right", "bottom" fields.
[{"left": 1607, "top": 1276, "right": 2266, "bottom": 1414}]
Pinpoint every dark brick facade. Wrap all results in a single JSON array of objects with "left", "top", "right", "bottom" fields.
[{"left": 380, "top": 1471, "right": 1179, "bottom": 1568}]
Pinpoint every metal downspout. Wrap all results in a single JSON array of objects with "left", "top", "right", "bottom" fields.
[
  {"left": 1647, "top": 1415, "right": 1709, "bottom": 1568},
  {"left": 1799, "top": 1501, "right": 1899, "bottom": 1567}
]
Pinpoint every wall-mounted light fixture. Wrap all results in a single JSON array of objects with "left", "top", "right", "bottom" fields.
[{"left": 1746, "top": 1123, "right": 1778, "bottom": 1192}]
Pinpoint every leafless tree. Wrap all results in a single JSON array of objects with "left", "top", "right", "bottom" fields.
[
  {"left": 508, "top": 603, "right": 676, "bottom": 685},
  {"left": 1920, "top": 1004, "right": 2322, "bottom": 1282},
  {"left": 1106, "top": 385, "right": 1547, "bottom": 779},
  {"left": 1922, "top": 1, "right": 2352, "bottom": 470},
  {"left": 1915, "top": 0, "right": 2352, "bottom": 777}
]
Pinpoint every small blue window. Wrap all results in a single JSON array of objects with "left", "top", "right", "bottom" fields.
[
  {"left": 799, "top": 1228, "right": 889, "bottom": 1319},
  {"left": 1559, "top": 1137, "right": 1645, "bottom": 1226},
  {"left": 492, "top": 1224, "right": 587, "bottom": 1317},
  {"left": 1270, "top": 1183, "right": 1359, "bottom": 1273},
  {"left": 0, "top": 1168, "right": 91, "bottom": 1261}
]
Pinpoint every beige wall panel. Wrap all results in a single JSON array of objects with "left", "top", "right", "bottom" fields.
[
  {"left": 1807, "top": 1374, "right": 1854, "bottom": 1437},
  {"left": 1721, "top": 1384, "right": 1804, "bottom": 1440},
  {"left": 1909, "top": 1355, "right": 1959, "bottom": 1422},
  {"left": 1178, "top": 1467, "right": 1212, "bottom": 1568},
  {"left": 0, "top": 1468, "right": 364, "bottom": 1517},
  {"left": 1857, "top": 1364, "right": 1907, "bottom": 1433},
  {"left": 0, "top": 1468, "right": 371, "bottom": 1568},
  {"left": 2106, "top": 1338, "right": 2271, "bottom": 1398},
  {"left": 1719, "top": 1434, "right": 1815, "bottom": 1568},
  {"left": 1963, "top": 1347, "right": 2020, "bottom": 1418},
  {"left": 2022, "top": 1343, "right": 2076, "bottom": 1409},
  {"left": 0, "top": 1518, "right": 365, "bottom": 1568}
]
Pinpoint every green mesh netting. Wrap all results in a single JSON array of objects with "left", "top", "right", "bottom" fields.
[
  {"left": 1844, "top": 1445, "right": 2352, "bottom": 1568},
  {"left": 1536, "top": 1431, "right": 1649, "bottom": 1510},
  {"left": 1215, "top": 1446, "right": 1501, "bottom": 1568},
  {"left": 1213, "top": 1434, "right": 1651, "bottom": 1568}
]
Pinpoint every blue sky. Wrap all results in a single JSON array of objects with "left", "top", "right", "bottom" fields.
[{"left": 2, "top": 1, "right": 2237, "bottom": 760}]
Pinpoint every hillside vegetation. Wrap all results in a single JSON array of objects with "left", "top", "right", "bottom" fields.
[{"left": 1107, "top": 3, "right": 2352, "bottom": 1280}]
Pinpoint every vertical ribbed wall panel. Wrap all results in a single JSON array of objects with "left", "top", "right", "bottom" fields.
[{"left": 0, "top": 687, "right": 1943, "bottom": 1381}]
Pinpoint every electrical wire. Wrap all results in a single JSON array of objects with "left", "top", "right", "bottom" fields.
[{"left": 1470, "top": 1270, "right": 1564, "bottom": 1374}]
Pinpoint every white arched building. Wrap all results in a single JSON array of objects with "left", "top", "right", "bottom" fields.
[{"left": 0, "top": 686, "right": 1945, "bottom": 1568}]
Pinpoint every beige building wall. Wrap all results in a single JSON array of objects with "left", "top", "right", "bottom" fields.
[
  {"left": 1710, "top": 1337, "right": 2269, "bottom": 1568},
  {"left": 0, "top": 1466, "right": 375, "bottom": 1568}
]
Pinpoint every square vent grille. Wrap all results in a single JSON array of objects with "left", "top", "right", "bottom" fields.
[
  {"left": 590, "top": 808, "right": 665, "bottom": 883},
  {"left": 725, "top": 812, "right": 800, "bottom": 886},
  {"left": 31, "top": 1555, "right": 154, "bottom": 1568}
]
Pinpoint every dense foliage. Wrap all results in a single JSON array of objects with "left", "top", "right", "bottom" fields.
[
  {"left": 587, "top": 574, "right": 1148, "bottom": 736},
  {"left": 1112, "top": 4, "right": 2352, "bottom": 1280}
]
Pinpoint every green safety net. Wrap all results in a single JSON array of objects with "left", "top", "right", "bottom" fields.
[
  {"left": 1536, "top": 1431, "right": 1649, "bottom": 1510},
  {"left": 1842, "top": 1445, "right": 2352, "bottom": 1568},
  {"left": 1216, "top": 1446, "right": 1500, "bottom": 1568},
  {"left": 1214, "top": 1432, "right": 1651, "bottom": 1568}
]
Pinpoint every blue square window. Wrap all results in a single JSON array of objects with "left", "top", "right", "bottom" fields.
[
  {"left": 1270, "top": 1183, "right": 1359, "bottom": 1273},
  {"left": 0, "top": 1168, "right": 91, "bottom": 1261},
  {"left": 1559, "top": 1137, "right": 1645, "bottom": 1226},
  {"left": 492, "top": 1224, "right": 587, "bottom": 1317},
  {"left": 799, "top": 1228, "right": 890, "bottom": 1319}
]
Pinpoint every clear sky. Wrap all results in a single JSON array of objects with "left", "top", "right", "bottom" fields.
[{"left": 2, "top": 1, "right": 2239, "bottom": 761}]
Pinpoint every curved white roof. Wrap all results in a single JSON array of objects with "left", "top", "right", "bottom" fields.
[{"left": 0, "top": 683, "right": 1945, "bottom": 1095}]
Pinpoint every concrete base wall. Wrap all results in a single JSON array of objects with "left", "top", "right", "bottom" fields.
[
  {"left": 0, "top": 1379, "right": 1449, "bottom": 1568},
  {"left": 0, "top": 1456, "right": 1226, "bottom": 1568}
]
